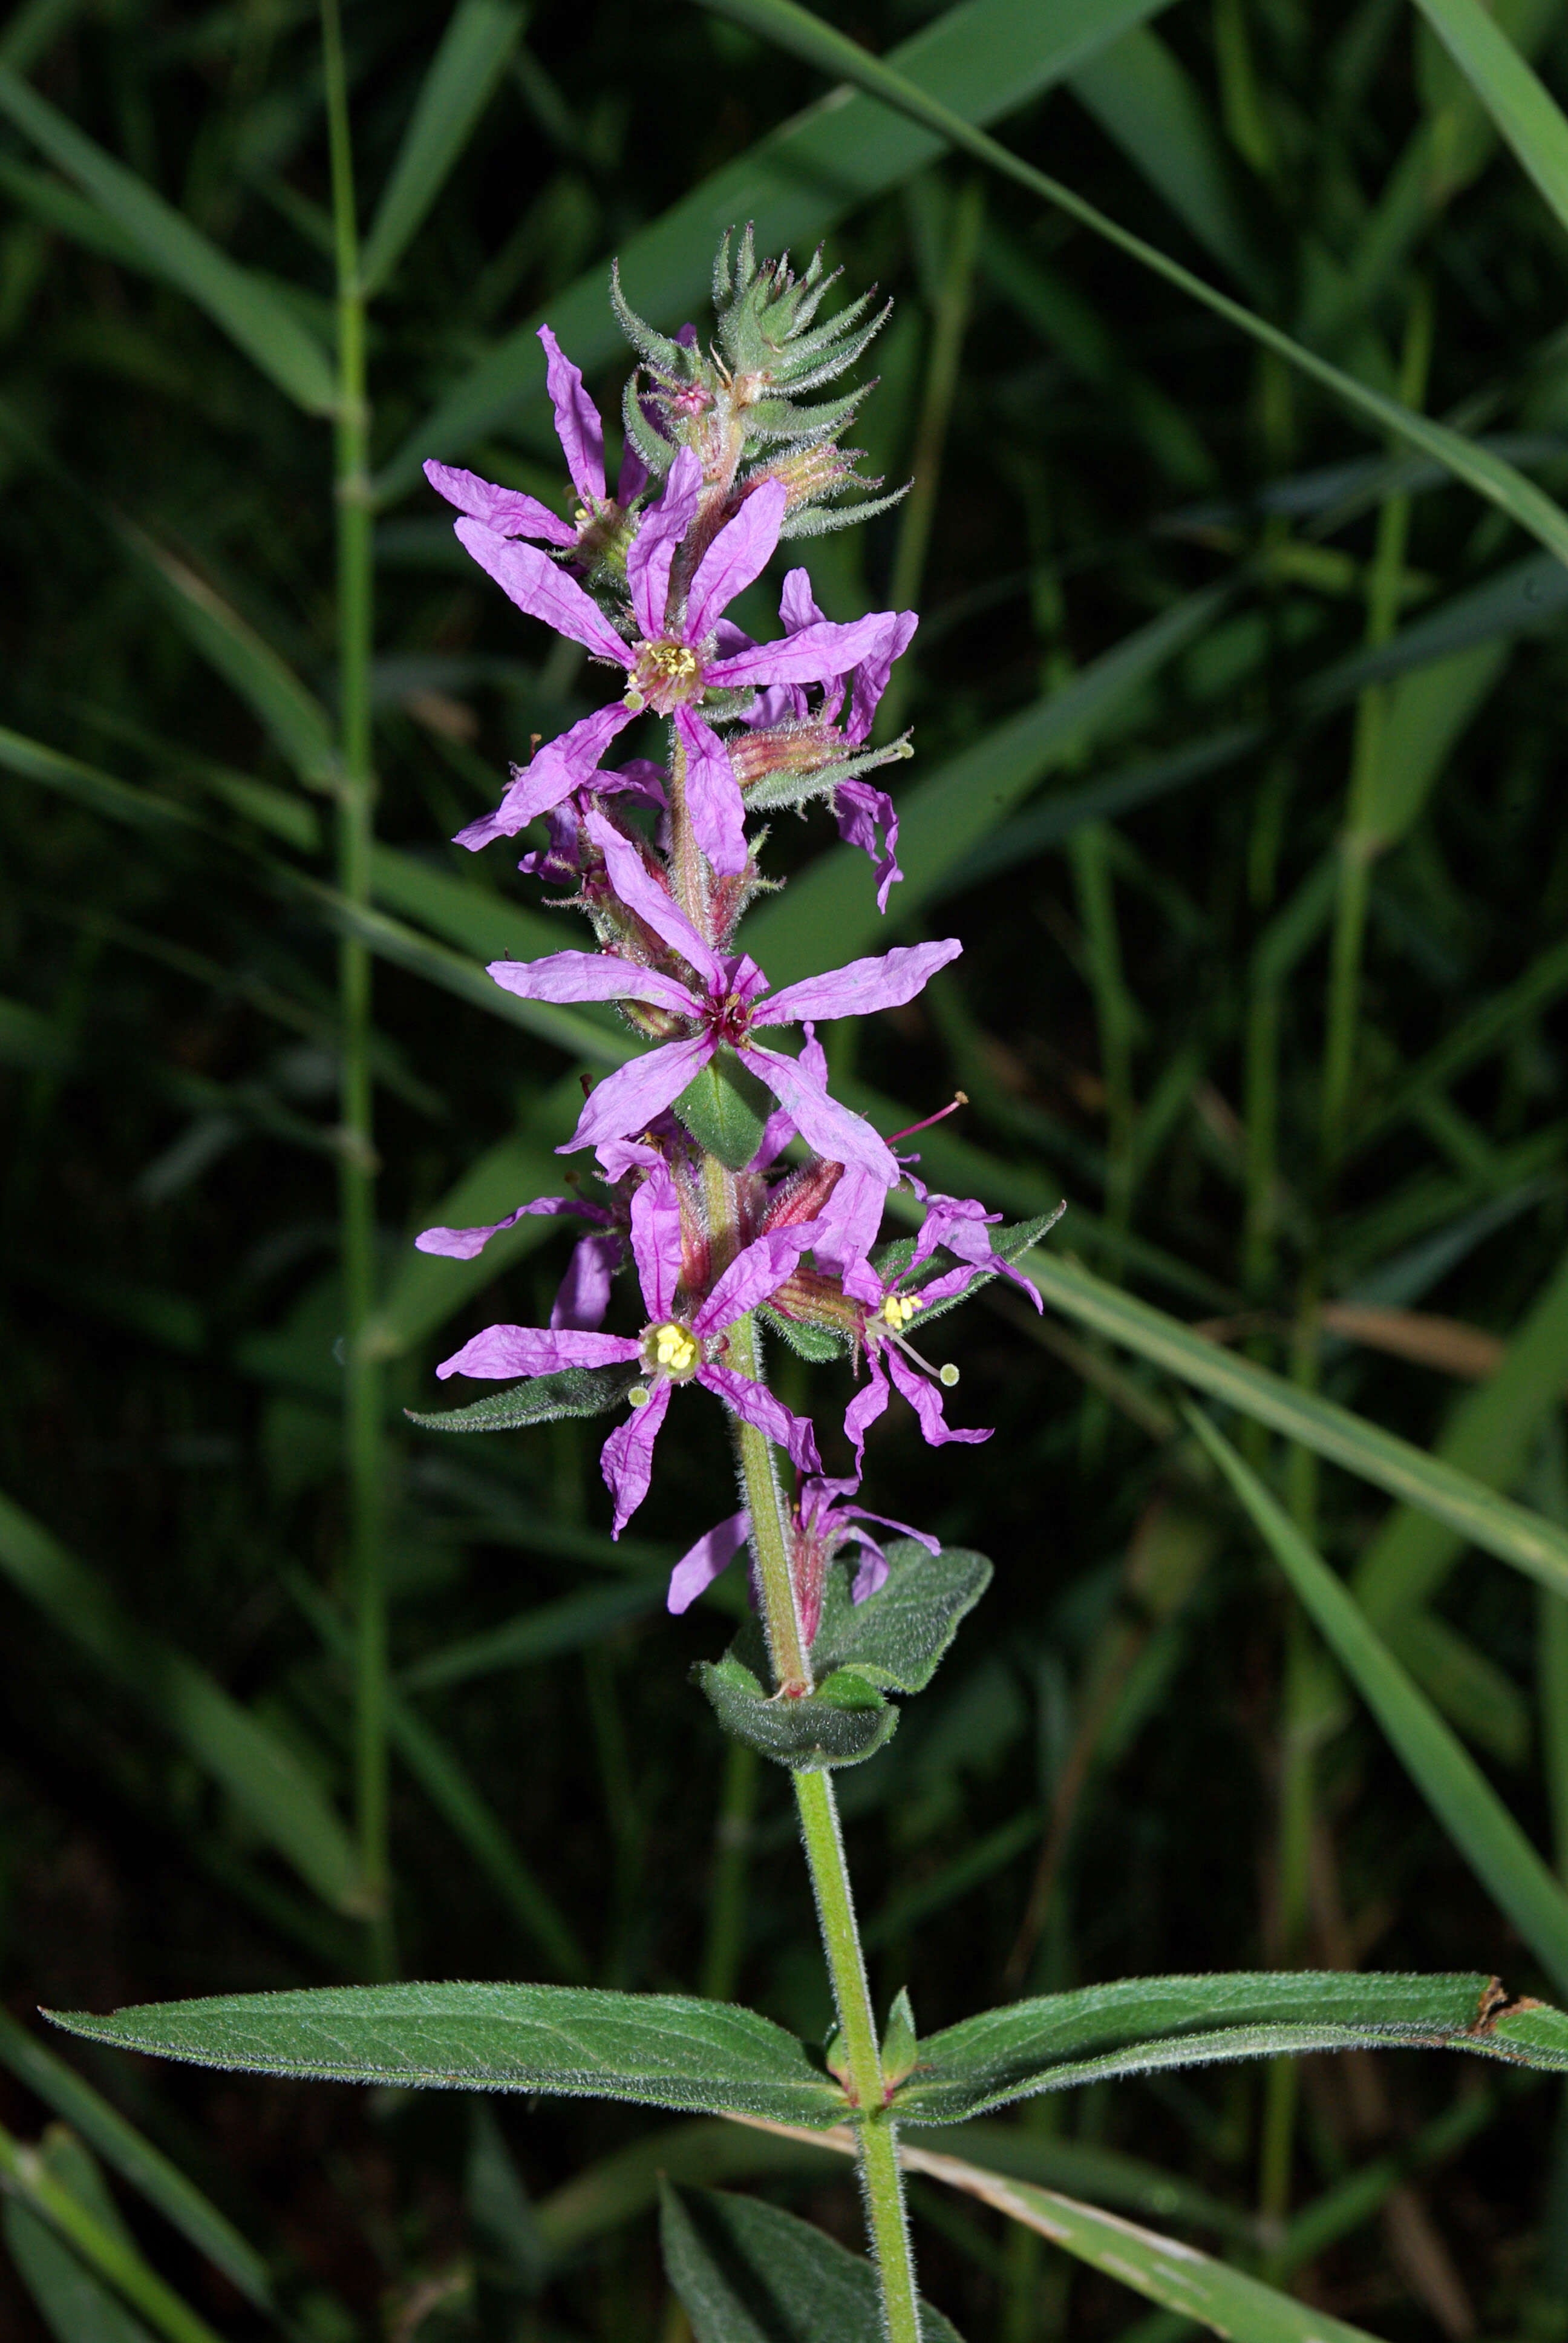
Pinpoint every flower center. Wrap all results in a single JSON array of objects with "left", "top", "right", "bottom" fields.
[
  {"left": 642, "top": 1319, "right": 699, "bottom": 1378},
  {"left": 881, "top": 1294, "right": 920, "bottom": 1330},
  {"left": 710, "top": 990, "right": 753, "bottom": 1047},
  {"left": 626, "top": 639, "right": 702, "bottom": 716}
]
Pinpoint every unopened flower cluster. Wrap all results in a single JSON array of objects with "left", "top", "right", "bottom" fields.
[{"left": 417, "top": 234, "right": 1040, "bottom": 1629}]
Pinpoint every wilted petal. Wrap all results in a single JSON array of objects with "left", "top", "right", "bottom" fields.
[
  {"left": 416, "top": 1193, "right": 610, "bottom": 1261},
  {"left": 454, "top": 520, "right": 630, "bottom": 664},
  {"left": 844, "top": 1533, "right": 890, "bottom": 1604},
  {"left": 551, "top": 1232, "right": 624, "bottom": 1331},
  {"left": 667, "top": 1509, "right": 751, "bottom": 1614},
  {"left": 707, "top": 612, "right": 910, "bottom": 690},
  {"left": 886, "top": 1345, "right": 990, "bottom": 1447},
  {"left": 627, "top": 446, "right": 702, "bottom": 639},
  {"left": 423, "top": 459, "right": 575, "bottom": 547},
  {"left": 756, "top": 939, "right": 962, "bottom": 1029},
  {"left": 563, "top": 1034, "right": 716, "bottom": 1155},
  {"left": 583, "top": 809, "right": 723, "bottom": 987},
  {"left": 691, "top": 1222, "right": 826, "bottom": 1338},
  {"left": 437, "top": 1324, "right": 639, "bottom": 1380},
  {"left": 841, "top": 1253, "right": 887, "bottom": 1308},
  {"left": 843, "top": 1502, "right": 940, "bottom": 1556},
  {"left": 916, "top": 1192, "right": 1045, "bottom": 1307},
  {"left": 630, "top": 1161, "right": 684, "bottom": 1322},
  {"left": 835, "top": 780, "right": 903, "bottom": 913},
  {"left": 538, "top": 325, "right": 606, "bottom": 505},
  {"left": 685, "top": 480, "right": 788, "bottom": 642},
  {"left": 675, "top": 707, "right": 747, "bottom": 877},
  {"left": 847, "top": 611, "right": 918, "bottom": 744},
  {"left": 600, "top": 1379, "right": 672, "bottom": 1537},
  {"left": 740, "top": 1044, "right": 896, "bottom": 1183},
  {"left": 593, "top": 1133, "right": 665, "bottom": 1181},
  {"left": 779, "top": 566, "right": 825, "bottom": 632},
  {"left": 488, "top": 949, "right": 697, "bottom": 1019},
  {"left": 698, "top": 1363, "right": 820, "bottom": 1473}
]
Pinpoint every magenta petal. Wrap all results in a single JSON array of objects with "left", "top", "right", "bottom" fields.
[
  {"left": 674, "top": 708, "right": 748, "bottom": 877},
  {"left": 814, "top": 1164, "right": 888, "bottom": 1277},
  {"left": 618, "top": 444, "right": 650, "bottom": 503},
  {"left": 600, "top": 1378, "right": 672, "bottom": 1537},
  {"left": 756, "top": 939, "right": 962, "bottom": 1029},
  {"left": 834, "top": 780, "right": 903, "bottom": 913},
  {"left": 583, "top": 808, "right": 723, "bottom": 986},
  {"left": 886, "top": 1346, "right": 991, "bottom": 1447},
  {"left": 779, "top": 566, "right": 825, "bottom": 632},
  {"left": 691, "top": 1222, "right": 825, "bottom": 1338},
  {"left": 707, "top": 613, "right": 907, "bottom": 690},
  {"left": 844, "top": 1503, "right": 940, "bottom": 1556},
  {"left": 416, "top": 1193, "right": 609, "bottom": 1261},
  {"left": 627, "top": 446, "right": 702, "bottom": 640},
  {"left": 454, "top": 703, "right": 639, "bottom": 850},
  {"left": 630, "top": 1162, "right": 684, "bottom": 1322},
  {"left": 685, "top": 480, "right": 788, "bottom": 642},
  {"left": 740, "top": 1045, "right": 895, "bottom": 1182},
  {"left": 667, "top": 1509, "right": 751, "bottom": 1614},
  {"left": 437, "top": 1324, "right": 639, "bottom": 1380},
  {"left": 698, "top": 1363, "right": 820, "bottom": 1473},
  {"left": 538, "top": 325, "right": 606, "bottom": 504},
  {"left": 845, "top": 1533, "right": 890, "bottom": 1604},
  {"left": 453, "top": 520, "right": 630, "bottom": 664},
  {"left": 848, "top": 611, "right": 919, "bottom": 743},
  {"left": 550, "top": 1233, "right": 624, "bottom": 1332},
  {"left": 844, "top": 1364, "right": 890, "bottom": 1471},
  {"left": 563, "top": 1034, "right": 716, "bottom": 1155},
  {"left": 488, "top": 949, "right": 697, "bottom": 1019},
  {"left": 423, "top": 460, "right": 576, "bottom": 547}
]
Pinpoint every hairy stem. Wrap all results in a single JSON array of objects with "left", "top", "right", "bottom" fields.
[{"left": 321, "top": 0, "right": 387, "bottom": 1952}]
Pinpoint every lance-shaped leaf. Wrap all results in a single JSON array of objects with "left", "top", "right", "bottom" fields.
[
  {"left": 675, "top": 1050, "right": 773, "bottom": 1173},
  {"left": 359, "top": 0, "right": 526, "bottom": 296},
  {"left": 890, "top": 1970, "right": 1568, "bottom": 2123},
  {"left": 0, "top": 68, "right": 335, "bottom": 413},
  {"left": 695, "top": 1654, "right": 898, "bottom": 1769},
  {"left": 406, "top": 1365, "right": 639, "bottom": 1434},
  {"left": 47, "top": 1985, "right": 848, "bottom": 2128},
  {"left": 659, "top": 2183, "right": 967, "bottom": 2343},
  {"left": 810, "top": 1541, "right": 991, "bottom": 1696}
]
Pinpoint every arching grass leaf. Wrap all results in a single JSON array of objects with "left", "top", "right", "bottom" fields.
[
  {"left": 359, "top": 0, "right": 526, "bottom": 296},
  {"left": 659, "top": 2182, "right": 967, "bottom": 2343}
]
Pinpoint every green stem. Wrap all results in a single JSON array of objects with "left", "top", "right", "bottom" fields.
[
  {"left": 321, "top": 0, "right": 386, "bottom": 1947},
  {"left": 701, "top": 1737, "right": 759, "bottom": 2002}
]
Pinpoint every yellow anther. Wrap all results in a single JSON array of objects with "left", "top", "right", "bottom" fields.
[
  {"left": 574, "top": 506, "right": 590, "bottom": 526},
  {"left": 647, "top": 1320, "right": 699, "bottom": 1374},
  {"left": 880, "top": 1294, "right": 920, "bottom": 1330},
  {"left": 647, "top": 643, "right": 699, "bottom": 684}
]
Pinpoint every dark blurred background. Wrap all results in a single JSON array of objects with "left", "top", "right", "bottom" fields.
[{"left": 5, "top": 0, "right": 1568, "bottom": 2334}]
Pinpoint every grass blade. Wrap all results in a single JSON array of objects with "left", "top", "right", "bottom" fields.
[
  {"left": 1187, "top": 1404, "right": 1568, "bottom": 1997},
  {"left": 359, "top": 0, "right": 526, "bottom": 296},
  {"left": 0, "top": 1490, "right": 361, "bottom": 1915},
  {"left": 693, "top": 0, "right": 1568, "bottom": 568},
  {"left": 0, "top": 68, "right": 335, "bottom": 413},
  {"left": 1413, "top": 0, "right": 1568, "bottom": 238}
]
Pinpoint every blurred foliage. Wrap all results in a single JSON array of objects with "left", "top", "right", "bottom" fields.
[{"left": 7, "top": 0, "right": 1568, "bottom": 2335}]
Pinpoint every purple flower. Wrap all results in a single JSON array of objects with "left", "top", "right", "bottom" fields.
[
  {"left": 415, "top": 1192, "right": 625, "bottom": 1332},
  {"left": 665, "top": 1473, "right": 938, "bottom": 1639},
  {"left": 424, "top": 326, "right": 647, "bottom": 557},
  {"left": 488, "top": 809, "right": 960, "bottom": 1193},
  {"left": 436, "top": 1162, "right": 825, "bottom": 1535},
  {"left": 445, "top": 447, "right": 914, "bottom": 873},
  {"left": 841, "top": 1242, "right": 1007, "bottom": 1470}
]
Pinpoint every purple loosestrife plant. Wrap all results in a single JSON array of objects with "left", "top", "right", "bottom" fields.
[{"left": 403, "top": 235, "right": 1062, "bottom": 2338}]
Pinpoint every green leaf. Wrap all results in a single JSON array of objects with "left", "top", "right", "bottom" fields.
[
  {"left": 0, "top": 2123, "right": 223, "bottom": 2343},
  {"left": 4, "top": 2198, "right": 158, "bottom": 2343},
  {"left": 45, "top": 1985, "right": 849, "bottom": 2127},
  {"left": 758, "top": 1303, "right": 848, "bottom": 1362},
  {"left": 381, "top": 0, "right": 1179, "bottom": 494},
  {"left": 0, "top": 2012, "right": 276, "bottom": 2316},
  {"left": 0, "top": 1490, "right": 360, "bottom": 1915},
  {"left": 359, "top": 0, "right": 526, "bottom": 295},
  {"left": 695, "top": 1654, "right": 898, "bottom": 1769},
  {"left": 659, "top": 2183, "right": 967, "bottom": 2343},
  {"left": 407, "top": 1364, "right": 639, "bottom": 1433},
  {"left": 890, "top": 2139, "right": 1389, "bottom": 2343},
  {"left": 1068, "top": 27, "right": 1265, "bottom": 293},
  {"left": 674, "top": 1049, "right": 773, "bottom": 1173},
  {"left": 811, "top": 1540, "right": 991, "bottom": 1696},
  {"left": 1412, "top": 0, "right": 1568, "bottom": 240},
  {"left": 0, "top": 68, "right": 335, "bottom": 413},
  {"left": 1014, "top": 1249, "right": 1568, "bottom": 1600},
  {"left": 1186, "top": 1406, "right": 1568, "bottom": 2000},
  {"left": 1351, "top": 640, "right": 1509, "bottom": 852},
  {"left": 693, "top": 0, "right": 1568, "bottom": 571},
  {"left": 893, "top": 1969, "right": 1568, "bottom": 2123},
  {"left": 746, "top": 588, "right": 1230, "bottom": 983},
  {"left": 399, "top": 1581, "right": 661, "bottom": 1691}
]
